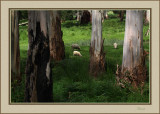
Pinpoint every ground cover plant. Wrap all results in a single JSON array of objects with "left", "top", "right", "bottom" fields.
[{"left": 11, "top": 10, "right": 150, "bottom": 103}]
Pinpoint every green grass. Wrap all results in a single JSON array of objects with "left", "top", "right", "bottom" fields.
[
  {"left": 19, "top": 19, "right": 28, "bottom": 24},
  {"left": 52, "top": 44, "right": 149, "bottom": 103},
  {"left": 11, "top": 13, "right": 150, "bottom": 103}
]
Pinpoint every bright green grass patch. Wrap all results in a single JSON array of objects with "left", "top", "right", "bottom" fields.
[
  {"left": 19, "top": 19, "right": 28, "bottom": 24},
  {"left": 62, "top": 18, "right": 149, "bottom": 46}
]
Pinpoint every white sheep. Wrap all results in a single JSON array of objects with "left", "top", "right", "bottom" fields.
[
  {"left": 73, "top": 51, "right": 82, "bottom": 57},
  {"left": 114, "top": 43, "right": 118, "bottom": 49}
]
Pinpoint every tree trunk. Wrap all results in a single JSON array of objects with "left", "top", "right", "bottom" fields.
[
  {"left": 11, "top": 10, "right": 20, "bottom": 82},
  {"left": 116, "top": 10, "right": 146, "bottom": 90},
  {"left": 146, "top": 10, "right": 150, "bottom": 23},
  {"left": 102, "top": 10, "right": 104, "bottom": 23},
  {"left": 102, "top": 10, "right": 108, "bottom": 22},
  {"left": 119, "top": 10, "right": 124, "bottom": 22},
  {"left": 104, "top": 10, "right": 108, "bottom": 19},
  {"left": 144, "top": 10, "right": 150, "bottom": 36},
  {"left": 89, "top": 10, "right": 105, "bottom": 77},
  {"left": 145, "top": 10, "right": 150, "bottom": 24},
  {"left": 49, "top": 11, "right": 65, "bottom": 61},
  {"left": 88, "top": 10, "right": 92, "bottom": 23},
  {"left": 122, "top": 10, "right": 144, "bottom": 71},
  {"left": 77, "top": 11, "right": 82, "bottom": 21},
  {"left": 80, "top": 10, "right": 91, "bottom": 24},
  {"left": 25, "top": 11, "right": 53, "bottom": 102}
]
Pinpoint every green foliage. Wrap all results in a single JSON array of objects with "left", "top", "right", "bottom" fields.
[
  {"left": 19, "top": 11, "right": 28, "bottom": 20},
  {"left": 11, "top": 11, "right": 150, "bottom": 103},
  {"left": 60, "top": 10, "right": 77, "bottom": 21}
]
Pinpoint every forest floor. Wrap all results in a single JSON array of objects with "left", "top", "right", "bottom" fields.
[{"left": 11, "top": 13, "right": 150, "bottom": 103}]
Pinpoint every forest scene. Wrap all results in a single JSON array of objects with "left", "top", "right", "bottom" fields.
[{"left": 11, "top": 10, "right": 150, "bottom": 103}]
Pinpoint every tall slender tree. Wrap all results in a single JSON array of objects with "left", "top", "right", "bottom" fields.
[
  {"left": 11, "top": 10, "right": 20, "bottom": 81},
  {"left": 104, "top": 10, "right": 108, "bottom": 19},
  {"left": 144, "top": 10, "right": 150, "bottom": 36},
  {"left": 80, "top": 10, "right": 91, "bottom": 24},
  {"left": 102, "top": 10, "right": 108, "bottom": 22},
  {"left": 119, "top": 10, "right": 125, "bottom": 22},
  {"left": 116, "top": 10, "right": 146, "bottom": 90},
  {"left": 89, "top": 10, "right": 105, "bottom": 77},
  {"left": 77, "top": 10, "right": 82, "bottom": 21},
  {"left": 25, "top": 11, "right": 53, "bottom": 102},
  {"left": 145, "top": 10, "right": 150, "bottom": 24},
  {"left": 49, "top": 11, "right": 65, "bottom": 61}
]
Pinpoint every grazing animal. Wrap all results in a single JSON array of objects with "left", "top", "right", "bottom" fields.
[
  {"left": 73, "top": 51, "right": 82, "bottom": 57},
  {"left": 114, "top": 43, "right": 118, "bottom": 49},
  {"left": 71, "top": 44, "right": 80, "bottom": 50}
]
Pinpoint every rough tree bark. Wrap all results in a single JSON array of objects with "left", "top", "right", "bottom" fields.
[
  {"left": 89, "top": 10, "right": 105, "bottom": 77},
  {"left": 80, "top": 10, "right": 91, "bottom": 24},
  {"left": 116, "top": 10, "right": 147, "bottom": 91},
  {"left": 49, "top": 11, "right": 65, "bottom": 61},
  {"left": 25, "top": 11, "right": 53, "bottom": 102},
  {"left": 11, "top": 10, "right": 20, "bottom": 81}
]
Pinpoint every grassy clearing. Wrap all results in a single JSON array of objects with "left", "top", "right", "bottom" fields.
[
  {"left": 11, "top": 12, "right": 150, "bottom": 103},
  {"left": 52, "top": 44, "right": 149, "bottom": 103}
]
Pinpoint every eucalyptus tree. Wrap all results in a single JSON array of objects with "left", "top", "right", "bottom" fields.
[
  {"left": 104, "top": 10, "right": 108, "bottom": 19},
  {"left": 25, "top": 11, "right": 53, "bottom": 102},
  {"left": 144, "top": 10, "right": 150, "bottom": 36},
  {"left": 49, "top": 11, "right": 65, "bottom": 61},
  {"left": 77, "top": 10, "right": 82, "bottom": 21},
  {"left": 116, "top": 10, "right": 147, "bottom": 90},
  {"left": 101, "top": 10, "right": 108, "bottom": 22},
  {"left": 11, "top": 10, "right": 20, "bottom": 81},
  {"left": 89, "top": 10, "right": 105, "bottom": 77},
  {"left": 145, "top": 10, "right": 150, "bottom": 24},
  {"left": 119, "top": 10, "right": 125, "bottom": 22}
]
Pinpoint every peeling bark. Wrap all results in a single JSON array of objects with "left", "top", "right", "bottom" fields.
[
  {"left": 116, "top": 10, "right": 147, "bottom": 92},
  {"left": 25, "top": 11, "right": 53, "bottom": 102},
  {"left": 11, "top": 10, "right": 20, "bottom": 82},
  {"left": 89, "top": 10, "right": 105, "bottom": 77},
  {"left": 49, "top": 11, "right": 65, "bottom": 61}
]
